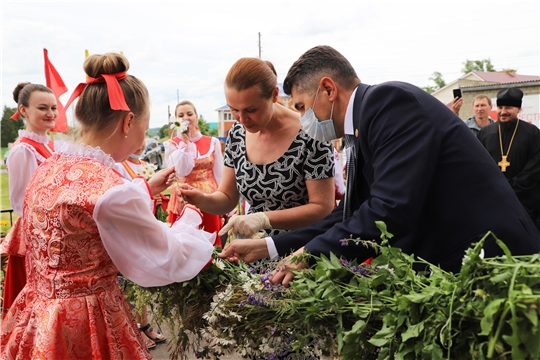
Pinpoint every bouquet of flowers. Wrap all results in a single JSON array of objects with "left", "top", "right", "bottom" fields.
[
  {"left": 171, "top": 118, "right": 191, "bottom": 134},
  {"left": 137, "top": 162, "right": 157, "bottom": 181}
]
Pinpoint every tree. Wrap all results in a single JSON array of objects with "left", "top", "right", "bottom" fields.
[
  {"left": 1, "top": 106, "right": 24, "bottom": 148},
  {"left": 462, "top": 59, "right": 495, "bottom": 74},
  {"left": 197, "top": 115, "right": 211, "bottom": 135},
  {"left": 198, "top": 115, "right": 219, "bottom": 137},
  {"left": 422, "top": 71, "right": 446, "bottom": 94},
  {"left": 158, "top": 124, "right": 169, "bottom": 139},
  {"left": 423, "top": 58, "right": 499, "bottom": 94}
]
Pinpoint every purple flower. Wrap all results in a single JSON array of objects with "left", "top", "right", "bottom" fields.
[{"left": 340, "top": 238, "right": 349, "bottom": 246}]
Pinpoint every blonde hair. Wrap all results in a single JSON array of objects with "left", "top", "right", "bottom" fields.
[
  {"left": 75, "top": 52, "right": 149, "bottom": 134},
  {"left": 175, "top": 100, "right": 198, "bottom": 117}
]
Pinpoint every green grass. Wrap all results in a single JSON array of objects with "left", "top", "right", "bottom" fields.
[
  {"left": 1, "top": 147, "right": 8, "bottom": 160},
  {"left": 0, "top": 172, "right": 17, "bottom": 227}
]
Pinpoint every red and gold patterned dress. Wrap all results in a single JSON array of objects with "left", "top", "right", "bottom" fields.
[{"left": 1, "top": 142, "right": 215, "bottom": 359}]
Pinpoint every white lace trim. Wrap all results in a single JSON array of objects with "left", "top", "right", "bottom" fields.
[
  {"left": 55, "top": 141, "right": 116, "bottom": 168},
  {"left": 190, "top": 131, "right": 203, "bottom": 142},
  {"left": 18, "top": 129, "right": 50, "bottom": 144}
]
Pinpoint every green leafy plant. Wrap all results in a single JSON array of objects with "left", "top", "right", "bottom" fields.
[{"left": 128, "top": 224, "right": 540, "bottom": 360}]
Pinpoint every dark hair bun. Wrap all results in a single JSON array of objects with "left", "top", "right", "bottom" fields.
[{"left": 13, "top": 82, "right": 31, "bottom": 103}]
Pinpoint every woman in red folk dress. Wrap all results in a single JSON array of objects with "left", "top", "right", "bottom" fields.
[
  {"left": 1, "top": 83, "right": 57, "bottom": 318},
  {"left": 165, "top": 100, "right": 224, "bottom": 238},
  {"left": 0, "top": 53, "right": 216, "bottom": 360}
]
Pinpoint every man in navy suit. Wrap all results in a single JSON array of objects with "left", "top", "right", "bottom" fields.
[{"left": 219, "top": 45, "right": 540, "bottom": 286}]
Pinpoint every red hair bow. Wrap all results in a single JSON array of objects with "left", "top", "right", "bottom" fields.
[{"left": 63, "top": 72, "right": 130, "bottom": 114}]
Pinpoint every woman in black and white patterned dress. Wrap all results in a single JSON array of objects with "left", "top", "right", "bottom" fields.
[{"left": 181, "top": 57, "right": 335, "bottom": 240}]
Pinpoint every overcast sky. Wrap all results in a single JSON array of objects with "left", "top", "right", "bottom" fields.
[{"left": 2, "top": 1, "right": 539, "bottom": 129}]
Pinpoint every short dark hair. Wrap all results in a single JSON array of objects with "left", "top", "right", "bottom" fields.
[
  {"left": 473, "top": 94, "right": 492, "bottom": 106},
  {"left": 283, "top": 45, "right": 359, "bottom": 96}
]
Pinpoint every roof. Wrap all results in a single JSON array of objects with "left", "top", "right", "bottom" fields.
[
  {"left": 473, "top": 71, "right": 540, "bottom": 83},
  {"left": 215, "top": 104, "right": 230, "bottom": 111},
  {"left": 432, "top": 71, "right": 540, "bottom": 97}
]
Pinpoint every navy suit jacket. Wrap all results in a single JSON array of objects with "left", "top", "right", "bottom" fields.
[{"left": 273, "top": 82, "right": 540, "bottom": 272}]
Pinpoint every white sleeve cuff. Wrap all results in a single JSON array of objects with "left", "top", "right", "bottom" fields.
[{"left": 265, "top": 237, "right": 279, "bottom": 260}]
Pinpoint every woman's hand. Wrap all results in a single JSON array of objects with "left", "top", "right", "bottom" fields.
[
  {"left": 218, "top": 213, "right": 271, "bottom": 238},
  {"left": 181, "top": 131, "right": 190, "bottom": 144},
  {"left": 147, "top": 166, "right": 175, "bottom": 196},
  {"left": 178, "top": 184, "right": 206, "bottom": 208}
]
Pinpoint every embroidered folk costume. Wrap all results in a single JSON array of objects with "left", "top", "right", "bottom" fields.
[
  {"left": 165, "top": 131, "right": 224, "bottom": 236},
  {"left": 0, "top": 142, "right": 216, "bottom": 359},
  {"left": 1, "top": 130, "right": 54, "bottom": 318},
  {"left": 1, "top": 69, "right": 216, "bottom": 359}
]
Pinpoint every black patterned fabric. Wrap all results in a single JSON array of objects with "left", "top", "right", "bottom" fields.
[{"left": 224, "top": 122, "right": 334, "bottom": 237}]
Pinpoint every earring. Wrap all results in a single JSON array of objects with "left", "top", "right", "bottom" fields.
[{"left": 125, "top": 135, "right": 128, "bottom": 139}]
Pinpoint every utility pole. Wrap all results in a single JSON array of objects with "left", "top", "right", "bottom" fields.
[{"left": 258, "top": 32, "right": 262, "bottom": 59}]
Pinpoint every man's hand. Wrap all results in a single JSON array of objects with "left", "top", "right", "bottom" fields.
[
  {"left": 269, "top": 248, "right": 308, "bottom": 288},
  {"left": 451, "top": 97, "right": 464, "bottom": 115},
  {"left": 218, "top": 238, "right": 269, "bottom": 263},
  {"left": 218, "top": 213, "right": 271, "bottom": 238},
  {"left": 147, "top": 166, "right": 175, "bottom": 196}
]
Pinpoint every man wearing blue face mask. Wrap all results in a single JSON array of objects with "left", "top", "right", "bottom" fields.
[
  {"left": 299, "top": 85, "right": 337, "bottom": 142},
  {"left": 219, "top": 45, "right": 540, "bottom": 286}
]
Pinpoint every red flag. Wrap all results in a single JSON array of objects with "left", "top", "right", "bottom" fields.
[{"left": 44, "top": 48, "right": 69, "bottom": 133}]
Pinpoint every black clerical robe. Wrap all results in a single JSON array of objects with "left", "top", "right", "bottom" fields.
[{"left": 477, "top": 119, "right": 540, "bottom": 213}]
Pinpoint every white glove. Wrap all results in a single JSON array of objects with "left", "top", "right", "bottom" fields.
[{"left": 218, "top": 213, "right": 271, "bottom": 238}]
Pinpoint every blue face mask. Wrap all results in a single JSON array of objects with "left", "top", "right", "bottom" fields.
[
  {"left": 129, "top": 154, "right": 140, "bottom": 159},
  {"left": 300, "top": 86, "right": 337, "bottom": 142}
]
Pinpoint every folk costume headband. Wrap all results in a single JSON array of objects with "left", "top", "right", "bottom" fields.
[{"left": 63, "top": 72, "right": 131, "bottom": 114}]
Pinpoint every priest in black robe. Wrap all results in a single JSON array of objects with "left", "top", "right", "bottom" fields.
[{"left": 478, "top": 88, "right": 540, "bottom": 230}]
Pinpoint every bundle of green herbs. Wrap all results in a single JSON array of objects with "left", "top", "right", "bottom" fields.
[{"left": 128, "top": 222, "right": 540, "bottom": 359}]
